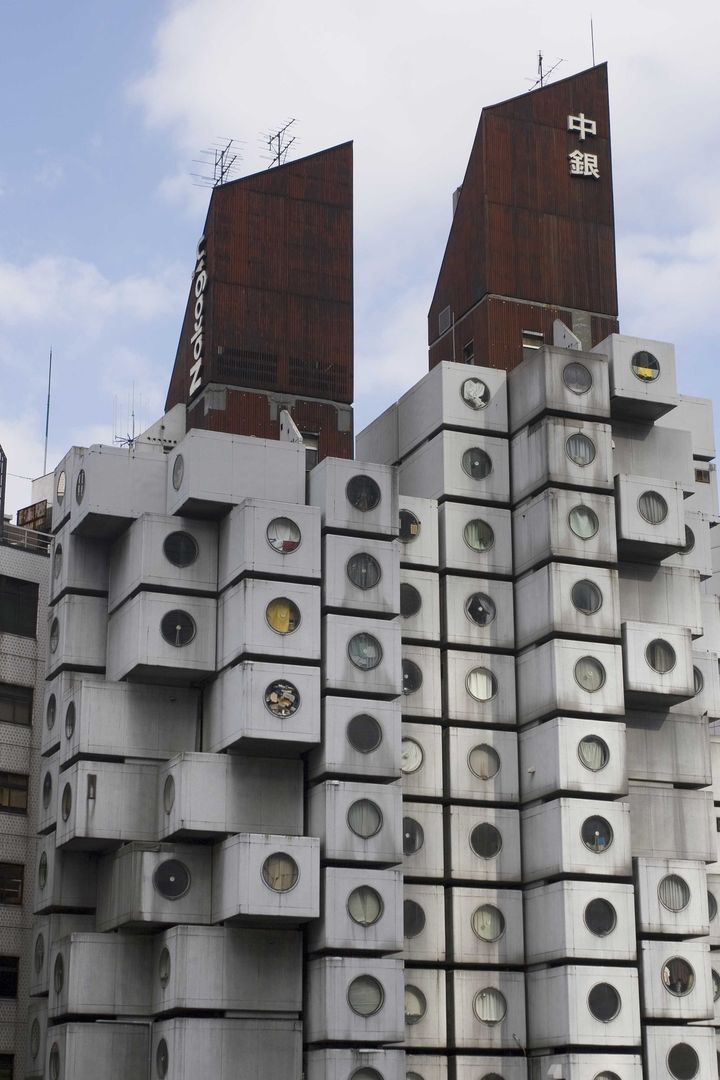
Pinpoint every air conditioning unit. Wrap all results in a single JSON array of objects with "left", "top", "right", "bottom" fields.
[
  {"left": 625, "top": 711, "right": 710, "bottom": 786},
  {"left": 56, "top": 761, "right": 158, "bottom": 849},
  {"left": 307, "top": 696, "right": 401, "bottom": 783},
  {"left": 508, "top": 344, "right": 610, "bottom": 434},
  {"left": 627, "top": 784, "right": 714, "bottom": 862},
  {"left": 397, "top": 496, "right": 439, "bottom": 569},
  {"left": 25, "top": 999, "right": 47, "bottom": 1079},
  {"left": 512, "top": 487, "right": 617, "bottom": 577},
  {"left": 524, "top": 880, "right": 636, "bottom": 964},
  {"left": 445, "top": 727, "right": 519, "bottom": 803},
  {"left": 96, "top": 841, "right": 211, "bottom": 931},
  {"left": 323, "top": 533, "right": 400, "bottom": 617},
  {"left": 642, "top": 1024, "right": 717, "bottom": 1080},
  {"left": 519, "top": 716, "right": 627, "bottom": 802},
  {"left": 307, "top": 867, "right": 403, "bottom": 955},
  {"left": 49, "top": 524, "right": 109, "bottom": 606},
  {"left": 218, "top": 497, "right": 321, "bottom": 590},
  {"left": 448, "top": 969, "right": 526, "bottom": 1050},
  {"left": 48, "top": 932, "right": 152, "bottom": 1018},
  {"left": 400, "top": 723, "right": 443, "bottom": 798},
  {"left": 522, "top": 798, "right": 632, "bottom": 883},
  {"left": 639, "top": 939, "right": 713, "bottom": 1020},
  {"left": 525, "top": 965, "right": 641, "bottom": 1049},
  {"left": 514, "top": 563, "right": 620, "bottom": 650},
  {"left": 634, "top": 858, "right": 710, "bottom": 937},
  {"left": 401, "top": 883, "right": 445, "bottom": 963},
  {"left": 399, "top": 429, "right": 510, "bottom": 504},
  {"left": 662, "top": 508, "right": 714, "bottom": 579},
  {"left": 442, "top": 574, "right": 514, "bottom": 650},
  {"left": 308, "top": 457, "right": 399, "bottom": 537},
  {"left": 44, "top": 1021, "right": 150, "bottom": 1080},
  {"left": 592, "top": 332, "right": 677, "bottom": 420},
  {"left": 322, "top": 614, "right": 402, "bottom": 697},
  {"left": 217, "top": 578, "right": 321, "bottom": 667},
  {"left": 211, "top": 833, "right": 320, "bottom": 924},
  {"left": 447, "top": 886, "right": 524, "bottom": 966},
  {"left": 70, "top": 444, "right": 168, "bottom": 539},
  {"left": 305, "top": 956, "right": 404, "bottom": 1044},
  {"left": 510, "top": 417, "right": 613, "bottom": 506},
  {"left": 203, "top": 660, "right": 320, "bottom": 753},
  {"left": 29, "top": 914, "right": 94, "bottom": 998},
  {"left": 307, "top": 780, "right": 402, "bottom": 866},
  {"left": 446, "top": 805, "right": 521, "bottom": 883},
  {"left": 47, "top": 595, "right": 107, "bottom": 678},
  {"left": 33, "top": 836, "right": 96, "bottom": 915},
  {"left": 151, "top": 1017, "right": 302, "bottom": 1080},
  {"left": 438, "top": 502, "right": 513, "bottom": 577},
  {"left": 399, "top": 568, "right": 441, "bottom": 644},
  {"left": 402, "top": 967, "right": 446, "bottom": 1049},
  {"left": 444, "top": 649, "right": 517, "bottom": 726},
  {"left": 400, "top": 645, "right": 442, "bottom": 719},
  {"left": 455, "top": 1057, "right": 527, "bottom": 1080},
  {"left": 614, "top": 475, "right": 686, "bottom": 560},
  {"left": 516, "top": 639, "right": 624, "bottom": 724},
  {"left": 38, "top": 754, "right": 59, "bottom": 835},
  {"left": 527, "top": 1054, "right": 642, "bottom": 1080},
  {"left": 305, "top": 1048, "right": 405, "bottom": 1080},
  {"left": 402, "top": 802, "right": 444, "bottom": 880},
  {"left": 106, "top": 592, "right": 216, "bottom": 682},
  {"left": 621, "top": 621, "right": 695, "bottom": 707}
]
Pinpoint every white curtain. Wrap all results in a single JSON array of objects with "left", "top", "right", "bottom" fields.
[
  {"left": 578, "top": 736, "right": 608, "bottom": 772},
  {"left": 469, "top": 744, "right": 500, "bottom": 780},
  {"left": 566, "top": 432, "right": 596, "bottom": 466},
  {"left": 347, "top": 799, "right": 382, "bottom": 838},
  {"left": 464, "top": 518, "right": 494, "bottom": 550},
  {"left": 575, "top": 656, "right": 605, "bottom": 692},
  {"left": 658, "top": 874, "right": 690, "bottom": 912},
  {"left": 472, "top": 903, "right": 505, "bottom": 942},
  {"left": 347, "top": 886, "right": 382, "bottom": 926},
  {"left": 466, "top": 667, "right": 496, "bottom": 702},
  {"left": 638, "top": 490, "right": 668, "bottom": 524},
  {"left": 263, "top": 853, "right": 297, "bottom": 891},
  {"left": 348, "top": 975, "right": 383, "bottom": 1016},
  {"left": 404, "top": 986, "right": 427, "bottom": 1025},
  {"left": 647, "top": 638, "right": 676, "bottom": 674},
  {"left": 569, "top": 504, "right": 598, "bottom": 538},
  {"left": 474, "top": 987, "right": 506, "bottom": 1025}
]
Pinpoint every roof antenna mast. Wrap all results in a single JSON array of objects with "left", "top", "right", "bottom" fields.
[
  {"left": 191, "top": 138, "right": 244, "bottom": 188},
  {"left": 591, "top": 16, "right": 596, "bottom": 65},
  {"left": 526, "top": 51, "right": 565, "bottom": 91},
  {"left": 262, "top": 119, "right": 297, "bottom": 169},
  {"left": 43, "top": 347, "right": 52, "bottom": 474}
]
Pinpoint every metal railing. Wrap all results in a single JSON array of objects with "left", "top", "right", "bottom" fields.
[{"left": 0, "top": 522, "right": 52, "bottom": 556}]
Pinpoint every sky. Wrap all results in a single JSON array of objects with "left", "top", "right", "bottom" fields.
[{"left": 1, "top": 0, "right": 719, "bottom": 516}]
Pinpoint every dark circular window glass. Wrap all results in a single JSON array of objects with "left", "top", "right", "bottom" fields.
[
  {"left": 347, "top": 714, "right": 382, "bottom": 754},
  {"left": 403, "top": 816, "right": 424, "bottom": 855},
  {"left": 171, "top": 455, "right": 184, "bottom": 491},
  {"left": 348, "top": 633, "right": 383, "bottom": 671},
  {"left": 464, "top": 518, "right": 495, "bottom": 551},
  {"left": 347, "top": 799, "right": 383, "bottom": 838},
  {"left": 404, "top": 898, "right": 426, "bottom": 938},
  {"left": 658, "top": 874, "right": 690, "bottom": 912},
  {"left": 662, "top": 957, "right": 695, "bottom": 996},
  {"left": 61, "top": 783, "right": 72, "bottom": 822},
  {"left": 465, "top": 592, "right": 496, "bottom": 626},
  {"left": 49, "top": 618, "right": 59, "bottom": 654},
  {"left": 646, "top": 638, "right": 676, "bottom": 674},
  {"left": 680, "top": 526, "right": 695, "bottom": 554},
  {"left": 75, "top": 469, "right": 85, "bottom": 504},
  {"left": 571, "top": 579, "right": 603, "bottom": 614},
  {"left": 56, "top": 471, "right": 66, "bottom": 504},
  {"left": 399, "top": 509, "right": 421, "bottom": 542},
  {"left": 53, "top": 544, "right": 63, "bottom": 580},
  {"left": 584, "top": 897, "right": 617, "bottom": 936},
  {"left": 347, "top": 885, "right": 383, "bottom": 926},
  {"left": 461, "top": 376, "right": 490, "bottom": 409},
  {"left": 64, "top": 702, "right": 76, "bottom": 740},
  {"left": 574, "top": 656, "right": 606, "bottom": 693},
  {"left": 400, "top": 583, "right": 422, "bottom": 618},
  {"left": 569, "top": 504, "right": 599, "bottom": 539},
  {"left": 588, "top": 981, "right": 620, "bottom": 1022},
  {"left": 153, "top": 859, "right": 191, "bottom": 900},
  {"left": 156, "top": 1037, "right": 169, "bottom": 1078},
  {"left": 578, "top": 735, "right": 609, "bottom": 772},
  {"left": 694, "top": 667, "right": 704, "bottom": 695},
  {"left": 468, "top": 744, "right": 500, "bottom": 780},
  {"left": 470, "top": 823, "right": 503, "bottom": 859},
  {"left": 159, "top": 946, "right": 171, "bottom": 988},
  {"left": 163, "top": 775, "right": 175, "bottom": 814},
  {"left": 38, "top": 851, "right": 48, "bottom": 889},
  {"left": 462, "top": 447, "right": 492, "bottom": 480},
  {"left": 30, "top": 1017, "right": 40, "bottom": 1059},
  {"left": 566, "top": 432, "right": 596, "bottom": 466},
  {"left": 160, "top": 610, "right": 196, "bottom": 647},
  {"left": 42, "top": 772, "right": 52, "bottom": 810},
  {"left": 266, "top": 597, "right": 301, "bottom": 634},
  {"left": 472, "top": 903, "right": 505, "bottom": 942},
  {"left": 402, "top": 659, "right": 423, "bottom": 695},
  {"left": 346, "top": 475, "right": 381, "bottom": 512},
  {"left": 709, "top": 890, "right": 718, "bottom": 921},
  {"left": 46, "top": 694, "right": 56, "bottom": 731},
  {"left": 163, "top": 531, "right": 199, "bottom": 568},
  {"left": 405, "top": 984, "right": 427, "bottom": 1025},
  {"left": 632, "top": 350, "right": 660, "bottom": 382},
  {"left": 638, "top": 490, "right": 668, "bottom": 524},
  {"left": 347, "top": 553, "right": 382, "bottom": 590},
  {"left": 581, "top": 815, "right": 614, "bottom": 853},
  {"left": 712, "top": 968, "right": 720, "bottom": 1002},
  {"left": 667, "top": 1043, "right": 699, "bottom": 1079},
  {"left": 347, "top": 974, "right": 384, "bottom": 1016},
  {"left": 49, "top": 1043, "right": 60, "bottom": 1080},
  {"left": 266, "top": 517, "right": 301, "bottom": 553},
  {"left": 264, "top": 680, "right": 300, "bottom": 718},
  {"left": 563, "top": 361, "right": 593, "bottom": 394},
  {"left": 53, "top": 952, "right": 64, "bottom": 994},
  {"left": 34, "top": 932, "right": 45, "bottom": 973},
  {"left": 262, "top": 853, "right": 299, "bottom": 892}
]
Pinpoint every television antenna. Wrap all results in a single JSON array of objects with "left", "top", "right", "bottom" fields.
[
  {"left": 113, "top": 385, "right": 144, "bottom": 449},
  {"left": 191, "top": 138, "right": 244, "bottom": 188},
  {"left": 261, "top": 118, "right": 297, "bottom": 168},
  {"left": 526, "top": 50, "right": 564, "bottom": 90}
]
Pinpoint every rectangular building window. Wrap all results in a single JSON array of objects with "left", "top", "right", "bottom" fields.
[
  {"left": 0, "top": 958, "right": 18, "bottom": 998},
  {"left": 695, "top": 468, "right": 711, "bottom": 484},
  {"left": 0, "top": 1056, "right": 12, "bottom": 1080},
  {"left": 0, "top": 684, "right": 32, "bottom": 727},
  {"left": 0, "top": 864, "right": 24, "bottom": 906},
  {"left": 522, "top": 329, "right": 544, "bottom": 350},
  {"left": 0, "top": 575, "right": 39, "bottom": 638},
  {"left": 301, "top": 434, "right": 319, "bottom": 472},
  {"left": 0, "top": 773, "right": 28, "bottom": 815},
  {"left": 462, "top": 340, "right": 475, "bottom": 364}
]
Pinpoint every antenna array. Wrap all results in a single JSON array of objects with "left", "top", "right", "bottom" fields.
[
  {"left": 260, "top": 119, "right": 298, "bottom": 169},
  {"left": 192, "top": 138, "right": 244, "bottom": 188}
]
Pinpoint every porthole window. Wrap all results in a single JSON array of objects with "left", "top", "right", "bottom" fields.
[
  {"left": 461, "top": 447, "right": 492, "bottom": 480},
  {"left": 56, "top": 471, "right": 66, "bottom": 504},
  {"left": 346, "top": 475, "right": 381, "bottom": 512},
  {"left": 53, "top": 544, "right": 63, "bottom": 580},
  {"left": 566, "top": 432, "right": 596, "bottom": 466},
  {"left": 587, "top": 982, "right": 620, "bottom": 1022},
  {"left": 265, "top": 597, "right": 301, "bottom": 635},
  {"left": 405, "top": 984, "right": 427, "bottom": 1025},
  {"left": 632, "top": 349, "right": 660, "bottom": 382},
  {"left": 468, "top": 744, "right": 500, "bottom": 780},
  {"left": 594, "top": 1073, "right": 621, "bottom": 1080},
  {"left": 264, "top": 680, "right": 300, "bottom": 718},
  {"left": 352, "top": 1071, "right": 383, "bottom": 1080},
  {"left": 42, "top": 772, "right": 52, "bottom": 810},
  {"left": 574, "top": 656, "right": 606, "bottom": 693},
  {"left": 571, "top": 579, "right": 603, "bottom": 614},
  {"left": 347, "top": 885, "right": 383, "bottom": 926},
  {"left": 61, "top": 783, "right": 72, "bottom": 822},
  {"left": 64, "top": 702, "right": 75, "bottom": 740},
  {"left": 348, "top": 974, "right": 384, "bottom": 1016},
  {"left": 346, "top": 714, "right": 383, "bottom": 754},
  {"left": 46, "top": 694, "right": 56, "bottom": 731},
  {"left": 262, "top": 852, "right": 299, "bottom": 892},
  {"left": 401, "top": 737, "right": 424, "bottom": 774},
  {"left": 638, "top": 490, "right": 668, "bottom": 524},
  {"left": 693, "top": 667, "right": 704, "bottom": 695},
  {"left": 471, "top": 903, "right": 505, "bottom": 942},
  {"left": 159, "top": 947, "right": 171, "bottom": 988},
  {"left": 662, "top": 957, "right": 695, "bottom": 997},
  {"left": 171, "top": 455, "right": 184, "bottom": 491},
  {"left": 266, "top": 517, "right": 301, "bottom": 553},
  {"left": 153, "top": 859, "right": 191, "bottom": 900},
  {"left": 465, "top": 592, "right": 496, "bottom": 626},
  {"left": 163, "top": 531, "right": 199, "bottom": 568},
  {"left": 38, "top": 851, "right": 48, "bottom": 889},
  {"left": 347, "top": 553, "right": 382, "bottom": 590},
  {"left": 348, "top": 633, "right": 383, "bottom": 671},
  {"left": 50, "top": 618, "right": 60, "bottom": 653},
  {"left": 680, "top": 526, "right": 695, "bottom": 554},
  {"left": 473, "top": 987, "right": 507, "bottom": 1025},
  {"left": 460, "top": 377, "right": 490, "bottom": 409},
  {"left": 646, "top": 638, "right": 676, "bottom": 674},
  {"left": 34, "top": 932, "right": 44, "bottom": 974},
  {"left": 479, "top": 1075, "right": 504, "bottom": 1080},
  {"left": 658, "top": 874, "right": 690, "bottom": 912},
  {"left": 584, "top": 898, "right": 617, "bottom": 936},
  {"left": 163, "top": 775, "right": 175, "bottom": 814},
  {"left": 404, "top": 898, "right": 426, "bottom": 938},
  {"left": 463, "top": 518, "right": 495, "bottom": 552},
  {"left": 53, "top": 952, "right": 64, "bottom": 994},
  {"left": 569, "top": 504, "right": 599, "bottom": 539},
  {"left": 709, "top": 890, "right": 718, "bottom": 921},
  {"left": 403, "top": 816, "right": 424, "bottom": 855},
  {"left": 407, "top": 1074, "right": 426, "bottom": 1080},
  {"left": 399, "top": 508, "right": 421, "bottom": 542},
  {"left": 347, "top": 799, "right": 383, "bottom": 838},
  {"left": 563, "top": 361, "right": 593, "bottom": 394},
  {"left": 466, "top": 667, "right": 497, "bottom": 702},
  {"left": 30, "top": 1017, "right": 40, "bottom": 1059},
  {"left": 75, "top": 469, "right": 86, "bottom": 503},
  {"left": 470, "top": 823, "right": 503, "bottom": 859},
  {"left": 581, "top": 815, "right": 614, "bottom": 853},
  {"left": 400, "top": 583, "right": 422, "bottom": 618},
  {"left": 667, "top": 1043, "right": 699, "bottom": 1079},
  {"left": 160, "top": 610, "right": 196, "bottom": 648},
  {"left": 402, "top": 659, "right": 423, "bottom": 695},
  {"left": 49, "top": 1043, "right": 60, "bottom": 1080},
  {"left": 712, "top": 968, "right": 720, "bottom": 1002},
  {"left": 156, "top": 1037, "right": 169, "bottom": 1078},
  {"left": 578, "top": 735, "right": 609, "bottom": 772}
]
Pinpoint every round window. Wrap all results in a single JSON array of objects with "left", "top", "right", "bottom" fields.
[
  {"left": 163, "top": 775, "right": 175, "bottom": 814},
  {"left": 581, "top": 815, "right": 614, "bottom": 853},
  {"left": 571, "top": 579, "right": 603, "bottom": 614},
  {"left": 56, "top": 471, "right": 66, "bottom": 504},
  {"left": 460, "top": 377, "right": 490, "bottom": 409},
  {"left": 574, "top": 656, "right": 606, "bottom": 692},
  {"left": 156, "top": 1036, "right": 169, "bottom": 1078},
  {"left": 50, "top": 618, "right": 60, "bottom": 653},
  {"left": 38, "top": 852, "right": 48, "bottom": 889},
  {"left": 262, "top": 852, "right": 299, "bottom": 892},
  {"left": 471, "top": 903, "right": 505, "bottom": 942},
  {"left": 569, "top": 504, "right": 599, "bottom": 539},
  {"left": 667, "top": 1043, "right": 699, "bottom": 1079},
  {"left": 401, "top": 737, "right": 424, "bottom": 774},
  {"left": 64, "top": 702, "right": 75, "bottom": 740},
  {"left": 466, "top": 667, "right": 497, "bottom": 702},
  {"left": 163, "top": 531, "right": 199, "bottom": 567},
  {"left": 159, "top": 946, "right": 171, "bottom": 988},
  {"left": 399, "top": 509, "right": 421, "bottom": 542},
  {"left": 584, "top": 897, "right": 617, "bottom": 936},
  {"left": 662, "top": 957, "right": 695, "bottom": 996},
  {"left": 266, "top": 597, "right": 301, "bottom": 635},
  {"left": 346, "top": 475, "right": 381, "bottom": 512},
  {"left": 563, "top": 361, "right": 593, "bottom": 394},
  {"left": 638, "top": 490, "right": 668, "bottom": 524},
  {"left": 264, "top": 680, "right": 300, "bottom": 718},
  {"left": 347, "top": 714, "right": 383, "bottom": 754},
  {"left": 680, "top": 526, "right": 695, "bottom": 554},
  {"left": 465, "top": 592, "right": 496, "bottom": 626},
  {"left": 566, "top": 432, "right": 596, "bottom": 466},
  {"left": 53, "top": 544, "right": 63, "bottom": 580},
  {"left": 646, "top": 638, "right": 676, "bottom": 674},
  {"left": 42, "top": 772, "right": 52, "bottom": 809},
  {"left": 403, "top": 817, "right": 424, "bottom": 855},
  {"left": 34, "top": 932, "right": 45, "bottom": 974},
  {"left": 588, "top": 981, "right": 620, "bottom": 1022},
  {"left": 53, "top": 952, "right": 64, "bottom": 994},
  {"left": 578, "top": 735, "right": 609, "bottom": 771},
  {"left": 468, "top": 744, "right": 501, "bottom": 780},
  {"left": 407, "top": 1073, "right": 426, "bottom": 1080},
  {"left": 153, "top": 859, "right": 191, "bottom": 900},
  {"left": 473, "top": 987, "right": 507, "bottom": 1025},
  {"left": 347, "top": 885, "right": 383, "bottom": 926},
  {"left": 709, "top": 890, "right": 718, "bottom": 921},
  {"left": 400, "top": 583, "right": 422, "bottom": 618},
  {"left": 347, "top": 799, "right": 383, "bottom": 838},
  {"left": 30, "top": 1017, "right": 40, "bottom": 1059},
  {"left": 348, "top": 974, "right": 384, "bottom": 1016},
  {"left": 61, "top": 783, "right": 72, "bottom": 822},
  {"left": 171, "top": 455, "right": 184, "bottom": 491},
  {"left": 404, "top": 898, "right": 426, "bottom": 938},
  {"left": 632, "top": 349, "right": 660, "bottom": 382},
  {"left": 347, "top": 553, "right": 382, "bottom": 590},
  {"left": 470, "top": 823, "right": 503, "bottom": 859},
  {"left": 351, "top": 1071, "right": 383, "bottom": 1080},
  {"left": 49, "top": 1043, "right": 60, "bottom": 1080},
  {"left": 266, "top": 517, "right": 301, "bottom": 553},
  {"left": 693, "top": 667, "right": 704, "bottom": 695},
  {"left": 594, "top": 1074, "right": 621, "bottom": 1080},
  {"left": 160, "top": 610, "right": 196, "bottom": 647},
  {"left": 75, "top": 469, "right": 86, "bottom": 503},
  {"left": 405, "top": 984, "right": 427, "bottom": 1025},
  {"left": 348, "top": 633, "right": 383, "bottom": 671},
  {"left": 658, "top": 874, "right": 690, "bottom": 912},
  {"left": 46, "top": 694, "right": 56, "bottom": 731},
  {"left": 461, "top": 447, "right": 492, "bottom": 480},
  {"left": 402, "top": 659, "right": 423, "bottom": 695},
  {"left": 712, "top": 968, "right": 720, "bottom": 1002},
  {"left": 464, "top": 518, "right": 495, "bottom": 551}
]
